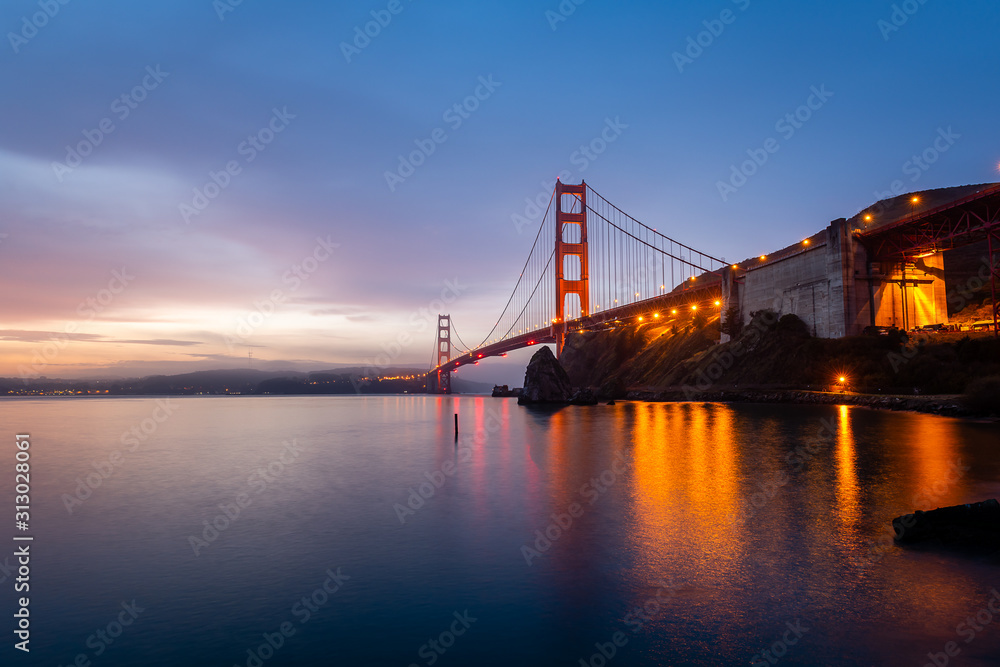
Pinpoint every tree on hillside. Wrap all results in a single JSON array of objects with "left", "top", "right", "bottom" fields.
[{"left": 722, "top": 305, "right": 743, "bottom": 338}]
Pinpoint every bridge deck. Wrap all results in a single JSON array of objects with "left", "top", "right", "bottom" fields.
[{"left": 431, "top": 278, "right": 723, "bottom": 374}]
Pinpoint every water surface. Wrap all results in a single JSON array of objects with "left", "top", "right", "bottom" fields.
[{"left": 2, "top": 396, "right": 999, "bottom": 666}]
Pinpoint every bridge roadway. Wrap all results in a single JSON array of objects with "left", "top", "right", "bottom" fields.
[
  {"left": 855, "top": 182, "right": 1000, "bottom": 259},
  {"left": 434, "top": 276, "right": 723, "bottom": 374}
]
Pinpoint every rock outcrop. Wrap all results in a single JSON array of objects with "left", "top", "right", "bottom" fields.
[
  {"left": 569, "top": 388, "right": 599, "bottom": 406},
  {"left": 893, "top": 499, "right": 1000, "bottom": 549},
  {"left": 518, "top": 347, "right": 573, "bottom": 405},
  {"left": 623, "top": 388, "right": 974, "bottom": 417}
]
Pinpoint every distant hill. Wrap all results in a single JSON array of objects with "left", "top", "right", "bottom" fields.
[
  {"left": 451, "top": 378, "right": 496, "bottom": 394},
  {"left": 2, "top": 367, "right": 429, "bottom": 396}
]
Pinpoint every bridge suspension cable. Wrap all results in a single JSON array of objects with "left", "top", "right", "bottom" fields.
[
  {"left": 449, "top": 321, "right": 474, "bottom": 355},
  {"left": 472, "top": 188, "right": 558, "bottom": 348}
]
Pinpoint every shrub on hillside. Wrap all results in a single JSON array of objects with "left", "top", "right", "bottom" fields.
[
  {"left": 963, "top": 376, "right": 1000, "bottom": 416},
  {"left": 776, "top": 313, "right": 811, "bottom": 337},
  {"left": 746, "top": 310, "right": 779, "bottom": 334},
  {"left": 722, "top": 305, "right": 743, "bottom": 338}
]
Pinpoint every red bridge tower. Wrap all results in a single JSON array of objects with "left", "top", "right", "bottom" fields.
[
  {"left": 554, "top": 180, "right": 589, "bottom": 356},
  {"left": 432, "top": 314, "right": 452, "bottom": 394}
]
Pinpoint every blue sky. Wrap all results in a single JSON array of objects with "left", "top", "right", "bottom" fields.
[{"left": 1, "top": 0, "right": 998, "bottom": 382}]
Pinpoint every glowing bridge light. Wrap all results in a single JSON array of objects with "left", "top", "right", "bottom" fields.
[
  {"left": 714, "top": 300, "right": 721, "bottom": 306},
  {"left": 691, "top": 305, "right": 698, "bottom": 311},
  {"left": 803, "top": 239, "right": 810, "bottom": 246},
  {"left": 864, "top": 214, "right": 873, "bottom": 222},
  {"left": 671, "top": 309, "right": 678, "bottom": 315},
  {"left": 732, "top": 264, "right": 739, "bottom": 270},
  {"left": 654, "top": 313, "right": 661, "bottom": 319},
  {"left": 638, "top": 316, "right": 644, "bottom": 322},
  {"left": 759, "top": 255, "right": 767, "bottom": 261}
]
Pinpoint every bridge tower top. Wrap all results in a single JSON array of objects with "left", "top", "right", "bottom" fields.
[{"left": 436, "top": 314, "right": 451, "bottom": 367}]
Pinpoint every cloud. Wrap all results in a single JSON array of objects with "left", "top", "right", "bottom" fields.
[{"left": 0, "top": 329, "right": 201, "bottom": 347}]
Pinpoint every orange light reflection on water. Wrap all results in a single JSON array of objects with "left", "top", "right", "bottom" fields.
[
  {"left": 628, "top": 403, "right": 741, "bottom": 577},
  {"left": 834, "top": 405, "right": 860, "bottom": 529}
]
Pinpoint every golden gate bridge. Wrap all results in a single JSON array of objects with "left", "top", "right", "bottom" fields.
[
  {"left": 426, "top": 180, "right": 1000, "bottom": 393},
  {"left": 426, "top": 180, "right": 730, "bottom": 393}
]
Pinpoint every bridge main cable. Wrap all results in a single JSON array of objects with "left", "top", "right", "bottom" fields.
[
  {"left": 585, "top": 183, "right": 727, "bottom": 270},
  {"left": 473, "top": 189, "right": 557, "bottom": 348}
]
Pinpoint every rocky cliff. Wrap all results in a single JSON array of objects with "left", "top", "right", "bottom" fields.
[
  {"left": 558, "top": 309, "right": 1000, "bottom": 408},
  {"left": 518, "top": 346, "right": 573, "bottom": 404}
]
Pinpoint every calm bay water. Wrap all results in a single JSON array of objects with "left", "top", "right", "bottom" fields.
[{"left": 2, "top": 396, "right": 999, "bottom": 666}]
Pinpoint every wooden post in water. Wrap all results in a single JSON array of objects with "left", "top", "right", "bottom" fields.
[{"left": 454, "top": 413, "right": 459, "bottom": 440}]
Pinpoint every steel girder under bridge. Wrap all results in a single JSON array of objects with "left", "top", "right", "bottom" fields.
[{"left": 855, "top": 182, "right": 1000, "bottom": 335}]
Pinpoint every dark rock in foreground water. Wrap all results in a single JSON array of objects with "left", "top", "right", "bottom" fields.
[
  {"left": 893, "top": 499, "right": 1000, "bottom": 549},
  {"left": 518, "top": 347, "right": 573, "bottom": 405},
  {"left": 569, "top": 388, "right": 599, "bottom": 406}
]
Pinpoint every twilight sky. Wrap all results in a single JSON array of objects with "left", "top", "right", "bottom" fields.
[{"left": 2, "top": 0, "right": 999, "bottom": 382}]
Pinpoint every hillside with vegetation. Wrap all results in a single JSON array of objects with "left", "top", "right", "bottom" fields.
[{"left": 560, "top": 308, "right": 1000, "bottom": 415}]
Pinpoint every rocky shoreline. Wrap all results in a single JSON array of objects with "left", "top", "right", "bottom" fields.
[{"left": 623, "top": 388, "right": 983, "bottom": 418}]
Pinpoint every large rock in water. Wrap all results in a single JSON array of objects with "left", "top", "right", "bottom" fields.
[
  {"left": 518, "top": 347, "right": 573, "bottom": 405},
  {"left": 893, "top": 499, "right": 1000, "bottom": 549}
]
